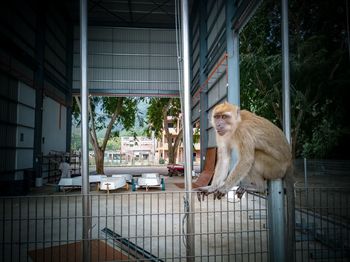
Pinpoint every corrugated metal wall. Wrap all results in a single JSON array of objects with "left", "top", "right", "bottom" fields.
[
  {"left": 0, "top": 74, "right": 18, "bottom": 174},
  {"left": 191, "top": 0, "right": 227, "bottom": 148},
  {"left": 73, "top": 27, "right": 179, "bottom": 96},
  {"left": 15, "top": 82, "right": 35, "bottom": 171},
  {"left": 42, "top": 97, "right": 67, "bottom": 155},
  {"left": 0, "top": 1, "right": 73, "bottom": 188}
]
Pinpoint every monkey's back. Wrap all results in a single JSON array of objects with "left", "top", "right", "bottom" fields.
[{"left": 238, "top": 110, "right": 292, "bottom": 163}]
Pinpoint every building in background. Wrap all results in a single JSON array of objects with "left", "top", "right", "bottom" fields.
[{"left": 157, "top": 116, "right": 200, "bottom": 165}]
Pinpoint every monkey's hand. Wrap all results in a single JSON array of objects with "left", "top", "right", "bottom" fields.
[
  {"left": 195, "top": 185, "right": 229, "bottom": 201},
  {"left": 194, "top": 185, "right": 217, "bottom": 201},
  {"left": 235, "top": 186, "right": 246, "bottom": 199},
  {"left": 212, "top": 185, "right": 230, "bottom": 200}
]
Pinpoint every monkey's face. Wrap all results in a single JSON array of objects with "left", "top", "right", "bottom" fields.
[
  {"left": 213, "top": 113, "right": 232, "bottom": 136},
  {"left": 212, "top": 102, "right": 241, "bottom": 136}
]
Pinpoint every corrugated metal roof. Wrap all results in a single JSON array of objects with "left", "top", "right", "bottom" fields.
[{"left": 68, "top": 0, "right": 180, "bottom": 29}]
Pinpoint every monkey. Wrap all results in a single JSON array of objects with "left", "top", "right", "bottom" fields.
[
  {"left": 195, "top": 102, "right": 295, "bottom": 261},
  {"left": 196, "top": 102, "right": 292, "bottom": 201}
]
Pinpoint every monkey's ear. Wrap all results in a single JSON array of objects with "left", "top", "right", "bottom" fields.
[{"left": 237, "top": 107, "right": 240, "bottom": 118}]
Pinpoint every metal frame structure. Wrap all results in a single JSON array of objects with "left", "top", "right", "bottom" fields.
[{"left": 0, "top": 0, "right": 299, "bottom": 260}]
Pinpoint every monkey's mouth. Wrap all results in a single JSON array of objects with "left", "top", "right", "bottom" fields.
[{"left": 216, "top": 129, "right": 226, "bottom": 136}]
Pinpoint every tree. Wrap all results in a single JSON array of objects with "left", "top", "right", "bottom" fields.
[
  {"left": 73, "top": 96, "right": 139, "bottom": 174},
  {"left": 240, "top": 0, "right": 350, "bottom": 159},
  {"left": 146, "top": 98, "right": 182, "bottom": 164}
]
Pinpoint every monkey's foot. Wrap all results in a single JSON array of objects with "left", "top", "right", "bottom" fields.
[{"left": 235, "top": 186, "right": 246, "bottom": 199}]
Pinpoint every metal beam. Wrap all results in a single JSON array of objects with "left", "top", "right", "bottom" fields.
[
  {"left": 66, "top": 20, "right": 74, "bottom": 153},
  {"left": 268, "top": 0, "right": 291, "bottom": 261},
  {"left": 72, "top": 88, "right": 180, "bottom": 97},
  {"left": 199, "top": 0, "right": 208, "bottom": 171},
  {"left": 181, "top": 0, "right": 195, "bottom": 260},
  {"left": 80, "top": 0, "right": 91, "bottom": 261},
  {"left": 282, "top": 0, "right": 291, "bottom": 143},
  {"left": 33, "top": 3, "right": 46, "bottom": 183},
  {"left": 226, "top": 0, "right": 240, "bottom": 105}
]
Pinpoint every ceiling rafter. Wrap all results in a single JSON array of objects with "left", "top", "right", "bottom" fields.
[
  {"left": 135, "top": 0, "right": 170, "bottom": 23},
  {"left": 90, "top": 0, "right": 129, "bottom": 23}
]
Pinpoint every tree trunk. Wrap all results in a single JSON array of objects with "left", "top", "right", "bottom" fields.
[
  {"left": 168, "top": 145, "right": 175, "bottom": 164},
  {"left": 95, "top": 148, "right": 105, "bottom": 174}
]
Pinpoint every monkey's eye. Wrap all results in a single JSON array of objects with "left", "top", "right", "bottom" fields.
[
  {"left": 214, "top": 115, "right": 221, "bottom": 119},
  {"left": 222, "top": 115, "right": 228, "bottom": 119}
]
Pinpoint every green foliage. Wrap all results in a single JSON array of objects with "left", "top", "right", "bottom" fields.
[
  {"left": 302, "top": 118, "right": 341, "bottom": 158},
  {"left": 105, "top": 137, "right": 121, "bottom": 151},
  {"left": 72, "top": 97, "right": 141, "bottom": 138},
  {"left": 145, "top": 98, "right": 181, "bottom": 138},
  {"left": 240, "top": 0, "right": 350, "bottom": 158}
]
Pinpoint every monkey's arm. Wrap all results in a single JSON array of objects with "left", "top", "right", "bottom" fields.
[
  {"left": 194, "top": 146, "right": 231, "bottom": 201},
  {"left": 212, "top": 142, "right": 255, "bottom": 199},
  {"left": 196, "top": 140, "right": 255, "bottom": 200},
  {"left": 210, "top": 145, "right": 231, "bottom": 187}
]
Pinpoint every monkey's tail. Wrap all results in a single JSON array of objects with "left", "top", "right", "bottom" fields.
[{"left": 284, "top": 165, "right": 296, "bottom": 262}]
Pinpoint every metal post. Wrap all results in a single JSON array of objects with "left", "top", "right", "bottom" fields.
[
  {"left": 268, "top": 179, "right": 286, "bottom": 261},
  {"left": 304, "top": 158, "right": 308, "bottom": 191},
  {"left": 268, "top": 0, "right": 290, "bottom": 261},
  {"left": 80, "top": 0, "right": 91, "bottom": 260},
  {"left": 33, "top": 2, "right": 46, "bottom": 186},
  {"left": 226, "top": 0, "right": 240, "bottom": 167},
  {"left": 181, "top": 0, "right": 195, "bottom": 260},
  {"left": 226, "top": 0, "right": 240, "bottom": 105},
  {"left": 66, "top": 23, "right": 74, "bottom": 153},
  {"left": 282, "top": 0, "right": 291, "bottom": 143},
  {"left": 199, "top": 0, "right": 208, "bottom": 172}
]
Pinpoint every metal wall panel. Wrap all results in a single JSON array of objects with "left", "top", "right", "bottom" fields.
[
  {"left": 15, "top": 82, "right": 35, "bottom": 170},
  {"left": 208, "top": 127, "right": 216, "bottom": 148},
  {"left": 192, "top": 101, "right": 200, "bottom": 122},
  {"left": 17, "top": 104, "right": 35, "bottom": 128},
  {"left": 0, "top": 73, "right": 17, "bottom": 173},
  {"left": 16, "top": 127, "right": 34, "bottom": 149},
  {"left": 207, "top": 2, "right": 225, "bottom": 53},
  {"left": 18, "top": 82, "right": 35, "bottom": 108},
  {"left": 207, "top": 73, "right": 227, "bottom": 108},
  {"left": 15, "top": 149, "right": 33, "bottom": 170},
  {"left": 73, "top": 27, "right": 179, "bottom": 95},
  {"left": 42, "top": 97, "right": 67, "bottom": 155}
]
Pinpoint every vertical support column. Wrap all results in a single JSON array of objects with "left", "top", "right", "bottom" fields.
[
  {"left": 268, "top": 179, "right": 286, "bottom": 261},
  {"left": 65, "top": 22, "right": 74, "bottom": 153},
  {"left": 33, "top": 3, "right": 46, "bottom": 185},
  {"left": 268, "top": 0, "right": 290, "bottom": 261},
  {"left": 281, "top": 0, "right": 295, "bottom": 261},
  {"left": 80, "top": 0, "right": 91, "bottom": 261},
  {"left": 199, "top": 0, "right": 208, "bottom": 171},
  {"left": 226, "top": 0, "right": 240, "bottom": 105},
  {"left": 226, "top": 0, "right": 240, "bottom": 168},
  {"left": 181, "top": 0, "right": 195, "bottom": 260},
  {"left": 281, "top": 0, "right": 291, "bottom": 142}
]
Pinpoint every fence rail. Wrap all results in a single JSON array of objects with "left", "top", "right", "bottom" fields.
[
  {"left": 0, "top": 187, "right": 349, "bottom": 261},
  {"left": 0, "top": 191, "right": 269, "bottom": 261},
  {"left": 294, "top": 159, "right": 350, "bottom": 176}
]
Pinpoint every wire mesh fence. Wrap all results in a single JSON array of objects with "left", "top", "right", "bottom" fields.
[
  {"left": 0, "top": 187, "right": 349, "bottom": 261},
  {"left": 0, "top": 190, "right": 269, "bottom": 261},
  {"left": 294, "top": 187, "right": 350, "bottom": 261}
]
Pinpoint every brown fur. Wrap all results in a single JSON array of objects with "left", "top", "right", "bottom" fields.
[
  {"left": 196, "top": 102, "right": 295, "bottom": 261},
  {"left": 196, "top": 102, "right": 292, "bottom": 200}
]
